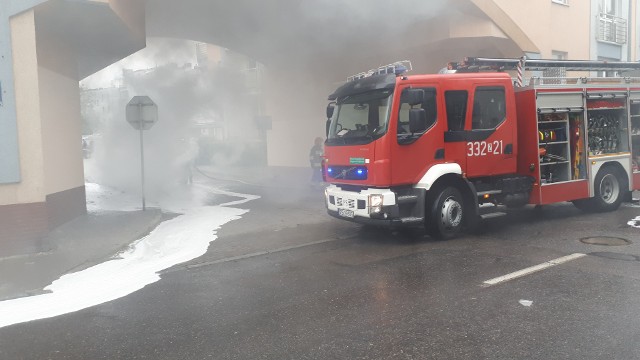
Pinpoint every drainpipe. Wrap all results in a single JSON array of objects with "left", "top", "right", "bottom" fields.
[{"left": 628, "top": 0, "right": 634, "bottom": 60}]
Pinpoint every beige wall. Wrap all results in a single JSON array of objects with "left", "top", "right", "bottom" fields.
[
  {"left": 449, "top": 12, "right": 509, "bottom": 39},
  {"left": 264, "top": 67, "right": 328, "bottom": 167},
  {"left": 491, "top": 0, "right": 591, "bottom": 58},
  {"left": 38, "top": 66, "right": 85, "bottom": 195},
  {"left": 35, "top": 9, "right": 85, "bottom": 196},
  {"left": 0, "top": 10, "right": 46, "bottom": 205},
  {"left": 1, "top": 0, "right": 147, "bottom": 210},
  {"left": 0, "top": 8, "right": 86, "bottom": 205},
  {"left": 108, "top": 0, "right": 146, "bottom": 41}
]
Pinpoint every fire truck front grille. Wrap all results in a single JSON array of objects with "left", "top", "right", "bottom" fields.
[{"left": 336, "top": 197, "right": 356, "bottom": 209}]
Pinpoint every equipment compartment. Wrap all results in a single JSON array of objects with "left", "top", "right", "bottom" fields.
[
  {"left": 537, "top": 112, "right": 571, "bottom": 184},
  {"left": 631, "top": 101, "right": 640, "bottom": 173},
  {"left": 586, "top": 98, "right": 629, "bottom": 156}
]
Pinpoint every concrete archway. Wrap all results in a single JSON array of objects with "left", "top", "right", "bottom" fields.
[
  {"left": 142, "top": 0, "right": 530, "bottom": 166},
  {"left": 1, "top": 0, "right": 534, "bottom": 252}
]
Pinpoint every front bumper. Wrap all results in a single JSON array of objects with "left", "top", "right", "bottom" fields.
[
  {"left": 327, "top": 209, "right": 404, "bottom": 226},
  {"left": 325, "top": 184, "right": 424, "bottom": 227}
]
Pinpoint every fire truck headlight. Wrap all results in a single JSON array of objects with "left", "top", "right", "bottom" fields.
[
  {"left": 369, "top": 194, "right": 383, "bottom": 207},
  {"left": 369, "top": 194, "right": 383, "bottom": 214}
]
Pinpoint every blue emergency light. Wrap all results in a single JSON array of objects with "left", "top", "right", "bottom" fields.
[{"left": 326, "top": 166, "right": 367, "bottom": 180}]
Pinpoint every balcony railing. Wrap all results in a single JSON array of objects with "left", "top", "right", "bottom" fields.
[{"left": 597, "top": 13, "right": 627, "bottom": 45}]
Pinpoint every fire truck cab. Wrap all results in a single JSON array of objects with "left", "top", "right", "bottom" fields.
[{"left": 324, "top": 58, "right": 640, "bottom": 238}]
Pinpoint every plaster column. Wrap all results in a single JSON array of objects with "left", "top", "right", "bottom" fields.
[{"left": 0, "top": 10, "right": 49, "bottom": 253}]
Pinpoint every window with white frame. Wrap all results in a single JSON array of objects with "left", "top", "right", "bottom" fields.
[
  {"left": 601, "top": 0, "right": 619, "bottom": 15},
  {"left": 597, "top": 0, "right": 626, "bottom": 44}
]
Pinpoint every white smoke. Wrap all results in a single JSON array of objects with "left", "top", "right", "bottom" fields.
[{"left": 82, "top": 38, "right": 259, "bottom": 199}]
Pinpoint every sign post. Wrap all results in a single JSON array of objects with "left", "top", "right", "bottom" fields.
[{"left": 126, "top": 96, "right": 158, "bottom": 211}]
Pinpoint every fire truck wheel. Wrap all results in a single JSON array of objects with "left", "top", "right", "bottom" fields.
[
  {"left": 427, "top": 187, "right": 465, "bottom": 239},
  {"left": 591, "top": 167, "right": 625, "bottom": 212}
]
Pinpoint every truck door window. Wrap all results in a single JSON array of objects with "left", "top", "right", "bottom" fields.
[
  {"left": 445, "top": 90, "right": 468, "bottom": 131},
  {"left": 472, "top": 87, "right": 506, "bottom": 129},
  {"left": 397, "top": 87, "right": 437, "bottom": 136}
]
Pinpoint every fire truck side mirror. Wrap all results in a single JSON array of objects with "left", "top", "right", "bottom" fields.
[
  {"left": 326, "top": 103, "right": 335, "bottom": 137},
  {"left": 326, "top": 103, "right": 335, "bottom": 119},
  {"left": 405, "top": 89, "right": 425, "bottom": 106},
  {"left": 409, "top": 108, "right": 427, "bottom": 133}
]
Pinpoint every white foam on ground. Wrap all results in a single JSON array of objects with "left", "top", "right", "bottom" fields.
[
  {"left": 628, "top": 216, "right": 640, "bottom": 229},
  {"left": 0, "top": 183, "right": 259, "bottom": 328}
]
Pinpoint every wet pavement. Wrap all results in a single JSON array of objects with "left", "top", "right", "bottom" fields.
[
  {"left": 0, "top": 171, "right": 639, "bottom": 359},
  {"left": 0, "top": 209, "right": 164, "bottom": 301}
]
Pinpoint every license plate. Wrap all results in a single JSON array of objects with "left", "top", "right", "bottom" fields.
[{"left": 338, "top": 208, "right": 354, "bottom": 218}]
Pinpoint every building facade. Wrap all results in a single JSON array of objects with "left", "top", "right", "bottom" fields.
[{"left": 1, "top": 0, "right": 639, "bottom": 254}]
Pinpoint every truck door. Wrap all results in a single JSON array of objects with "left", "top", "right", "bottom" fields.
[
  {"left": 441, "top": 90, "right": 469, "bottom": 174},
  {"left": 390, "top": 85, "right": 444, "bottom": 185},
  {"left": 463, "top": 84, "right": 517, "bottom": 177}
]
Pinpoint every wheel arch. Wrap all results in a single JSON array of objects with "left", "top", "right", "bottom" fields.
[
  {"left": 425, "top": 173, "right": 479, "bottom": 218},
  {"left": 592, "top": 160, "right": 630, "bottom": 194},
  {"left": 416, "top": 163, "right": 462, "bottom": 191}
]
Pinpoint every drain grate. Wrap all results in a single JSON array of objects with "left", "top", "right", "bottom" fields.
[{"left": 580, "top": 236, "right": 631, "bottom": 246}]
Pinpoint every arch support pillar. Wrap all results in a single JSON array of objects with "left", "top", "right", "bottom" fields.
[{"left": 0, "top": 0, "right": 146, "bottom": 255}]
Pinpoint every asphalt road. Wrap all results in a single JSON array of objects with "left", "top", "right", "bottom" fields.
[{"left": 1, "top": 182, "right": 639, "bottom": 360}]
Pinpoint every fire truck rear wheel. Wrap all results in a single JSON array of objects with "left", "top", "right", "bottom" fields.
[
  {"left": 591, "top": 167, "right": 625, "bottom": 212},
  {"left": 427, "top": 186, "right": 465, "bottom": 239}
]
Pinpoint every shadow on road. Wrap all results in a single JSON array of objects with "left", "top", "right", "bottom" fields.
[{"left": 352, "top": 201, "right": 636, "bottom": 244}]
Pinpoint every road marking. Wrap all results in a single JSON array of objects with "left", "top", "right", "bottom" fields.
[{"left": 482, "top": 253, "right": 587, "bottom": 286}]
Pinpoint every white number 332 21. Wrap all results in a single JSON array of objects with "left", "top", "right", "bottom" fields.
[{"left": 466, "top": 140, "right": 503, "bottom": 157}]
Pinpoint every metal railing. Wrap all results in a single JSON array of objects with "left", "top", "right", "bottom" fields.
[
  {"left": 597, "top": 13, "right": 627, "bottom": 45},
  {"left": 528, "top": 76, "right": 640, "bottom": 86}
]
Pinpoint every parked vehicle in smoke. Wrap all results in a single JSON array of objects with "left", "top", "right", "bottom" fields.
[{"left": 323, "top": 58, "right": 640, "bottom": 238}]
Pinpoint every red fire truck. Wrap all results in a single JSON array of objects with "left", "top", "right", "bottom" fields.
[{"left": 323, "top": 57, "right": 640, "bottom": 238}]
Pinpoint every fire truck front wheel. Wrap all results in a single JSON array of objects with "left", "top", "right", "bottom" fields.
[{"left": 427, "top": 187, "right": 465, "bottom": 239}]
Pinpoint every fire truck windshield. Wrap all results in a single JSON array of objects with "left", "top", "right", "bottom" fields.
[{"left": 327, "top": 89, "right": 393, "bottom": 145}]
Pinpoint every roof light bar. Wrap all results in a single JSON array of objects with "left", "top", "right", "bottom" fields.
[{"left": 347, "top": 61, "right": 412, "bottom": 82}]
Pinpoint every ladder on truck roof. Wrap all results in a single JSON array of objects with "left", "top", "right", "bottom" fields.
[
  {"left": 347, "top": 60, "right": 412, "bottom": 82},
  {"left": 448, "top": 56, "right": 640, "bottom": 86}
]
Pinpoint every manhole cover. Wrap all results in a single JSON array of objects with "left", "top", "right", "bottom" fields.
[{"left": 580, "top": 236, "right": 631, "bottom": 246}]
